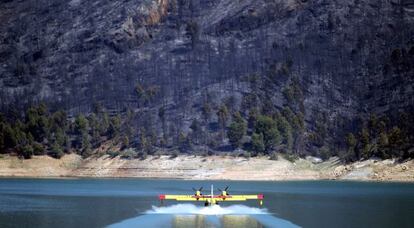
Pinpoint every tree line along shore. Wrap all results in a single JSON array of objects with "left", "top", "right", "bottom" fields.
[{"left": 0, "top": 103, "right": 413, "bottom": 163}]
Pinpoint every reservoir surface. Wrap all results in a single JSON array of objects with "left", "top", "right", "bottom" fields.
[{"left": 0, "top": 179, "right": 413, "bottom": 228}]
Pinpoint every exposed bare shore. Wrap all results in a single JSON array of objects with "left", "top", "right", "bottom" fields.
[{"left": 0, "top": 154, "right": 413, "bottom": 182}]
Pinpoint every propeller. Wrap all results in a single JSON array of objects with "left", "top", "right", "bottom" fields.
[
  {"left": 192, "top": 187, "right": 203, "bottom": 192},
  {"left": 218, "top": 186, "right": 230, "bottom": 194}
]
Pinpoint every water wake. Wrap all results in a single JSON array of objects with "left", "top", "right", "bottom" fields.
[
  {"left": 108, "top": 204, "right": 300, "bottom": 228},
  {"left": 147, "top": 204, "right": 267, "bottom": 215}
]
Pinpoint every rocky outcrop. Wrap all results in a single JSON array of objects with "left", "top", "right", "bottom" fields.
[{"left": 0, "top": 0, "right": 413, "bottom": 154}]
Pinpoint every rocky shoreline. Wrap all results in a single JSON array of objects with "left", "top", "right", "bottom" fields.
[{"left": 0, "top": 154, "right": 413, "bottom": 182}]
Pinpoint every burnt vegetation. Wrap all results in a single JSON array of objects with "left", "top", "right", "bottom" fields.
[
  {"left": 0, "top": 0, "right": 414, "bottom": 162},
  {"left": 1, "top": 77, "right": 413, "bottom": 162}
]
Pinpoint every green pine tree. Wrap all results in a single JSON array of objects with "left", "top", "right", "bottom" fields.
[
  {"left": 255, "top": 115, "right": 280, "bottom": 153},
  {"left": 251, "top": 133, "right": 265, "bottom": 155},
  {"left": 108, "top": 115, "right": 121, "bottom": 139},
  {"left": 227, "top": 112, "right": 247, "bottom": 149}
]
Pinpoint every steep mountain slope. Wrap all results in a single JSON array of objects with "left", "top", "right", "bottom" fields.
[{"left": 0, "top": 0, "right": 413, "bottom": 157}]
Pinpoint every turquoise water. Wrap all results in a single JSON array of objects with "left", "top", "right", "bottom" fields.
[{"left": 0, "top": 179, "right": 413, "bottom": 227}]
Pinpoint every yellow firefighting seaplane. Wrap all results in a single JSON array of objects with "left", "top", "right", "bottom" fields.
[{"left": 158, "top": 185, "right": 264, "bottom": 207}]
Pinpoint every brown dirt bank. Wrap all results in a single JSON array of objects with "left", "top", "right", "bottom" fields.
[{"left": 0, "top": 154, "right": 413, "bottom": 181}]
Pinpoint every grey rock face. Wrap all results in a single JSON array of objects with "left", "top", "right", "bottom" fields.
[{"left": 0, "top": 0, "right": 413, "bottom": 153}]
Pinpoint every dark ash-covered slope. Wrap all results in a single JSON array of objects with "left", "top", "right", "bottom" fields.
[{"left": 0, "top": 0, "right": 413, "bottom": 157}]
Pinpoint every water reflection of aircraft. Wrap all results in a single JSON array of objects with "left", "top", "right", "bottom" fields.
[
  {"left": 172, "top": 215, "right": 263, "bottom": 228},
  {"left": 159, "top": 185, "right": 264, "bottom": 206}
]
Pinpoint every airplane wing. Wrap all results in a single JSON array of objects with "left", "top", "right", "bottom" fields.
[
  {"left": 159, "top": 195, "right": 210, "bottom": 201},
  {"left": 159, "top": 194, "right": 264, "bottom": 205},
  {"left": 214, "top": 194, "right": 264, "bottom": 202}
]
